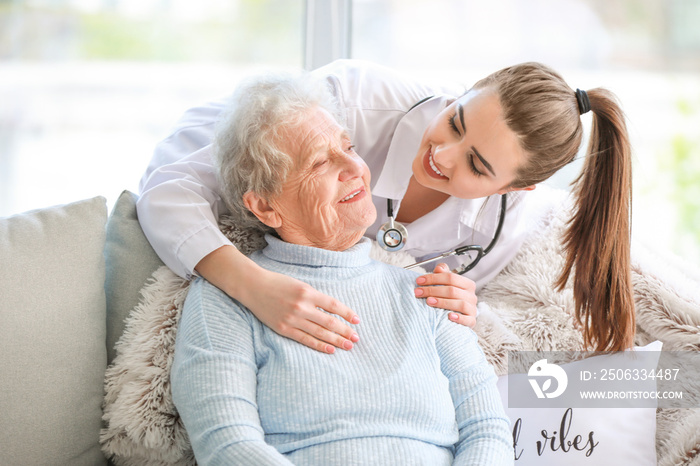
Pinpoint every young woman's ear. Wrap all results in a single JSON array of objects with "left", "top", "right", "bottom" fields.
[
  {"left": 497, "top": 184, "right": 536, "bottom": 195},
  {"left": 243, "top": 191, "right": 282, "bottom": 228}
]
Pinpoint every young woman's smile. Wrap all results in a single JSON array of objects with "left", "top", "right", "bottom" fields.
[{"left": 423, "top": 148, "right": 449, "bottom": 180}]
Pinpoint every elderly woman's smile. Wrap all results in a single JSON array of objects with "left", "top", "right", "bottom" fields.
[{"left": 256, "top": 106, "right": 377, "bottom": 251}]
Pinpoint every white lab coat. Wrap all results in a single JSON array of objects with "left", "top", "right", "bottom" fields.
[{"left": 138, "top": 59, "right": 561, "bottom": 290}]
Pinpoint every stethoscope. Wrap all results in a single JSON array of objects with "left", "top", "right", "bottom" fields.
[{"left": 376, "top": 193, "right": 508, "bottom": 275}]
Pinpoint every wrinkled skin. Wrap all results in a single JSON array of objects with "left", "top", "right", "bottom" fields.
[{"left": 245, "top": 107, "right": 377, "bottom": 251}]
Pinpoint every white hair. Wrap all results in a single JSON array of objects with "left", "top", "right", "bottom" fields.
[{"left": 213, "top": 71, "right": 343, "bottom": 234}]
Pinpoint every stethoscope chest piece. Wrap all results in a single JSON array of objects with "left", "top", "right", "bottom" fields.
[
  {"left": 376, "top": 218, "right": 408, "bottom": 251},
  {"left": 377, "top": 199, "right": 408, "bottom": 251}
]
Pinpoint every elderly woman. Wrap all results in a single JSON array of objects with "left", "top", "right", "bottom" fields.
[{"left": 170, "top": 73, "right": 512, "bottom": 465}]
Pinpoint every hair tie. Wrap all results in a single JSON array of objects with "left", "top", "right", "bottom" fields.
[{"left": 575, "top": 88, "right": 591, "bottom": 115}]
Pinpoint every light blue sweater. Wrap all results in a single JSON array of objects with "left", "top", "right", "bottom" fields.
[{"left": 171, "top": 235, "right": 513, "bottom": 465}]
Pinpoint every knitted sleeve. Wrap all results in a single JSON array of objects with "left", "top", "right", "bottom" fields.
[{"left": 434, "top": 315, "right": 514, "bottom": 465}]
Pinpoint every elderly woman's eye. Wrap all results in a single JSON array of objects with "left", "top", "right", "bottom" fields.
[{"left": 313, "top": 159, "right": 328, "bottom": 169}]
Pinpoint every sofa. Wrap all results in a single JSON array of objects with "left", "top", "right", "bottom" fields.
[
  {"left": 1, "top": 189, "right": 699, "bottom": 466},
  {"left": 0, "top": 191, "right": 165, "bottom": 465}
]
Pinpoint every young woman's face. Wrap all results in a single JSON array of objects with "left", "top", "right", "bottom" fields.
[{"left": 412, "top": 87, "right": 530, "bottom": 199}]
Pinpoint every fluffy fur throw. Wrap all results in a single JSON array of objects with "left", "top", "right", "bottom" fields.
[{"left": 101, "top": 205, "right": 700, "bottom": 466}]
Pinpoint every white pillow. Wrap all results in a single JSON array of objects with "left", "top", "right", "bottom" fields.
[{"left": 497, "top": 341, "right": 662, "bottom": 465}]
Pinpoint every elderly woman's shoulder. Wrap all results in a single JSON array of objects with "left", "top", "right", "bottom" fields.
[
  {"left": 186, "top": 277, "right": 248, "bottom": 316},
  {"left": 367, "top": 256, "right": 426, "bottom": 294},
  {"left": 368, "top": 241, "right": 425, "bottom": 272}
]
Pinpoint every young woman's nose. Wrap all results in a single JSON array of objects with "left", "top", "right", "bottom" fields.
[{"left": 432, "top": 144, "right": 457, "bottom": 168}]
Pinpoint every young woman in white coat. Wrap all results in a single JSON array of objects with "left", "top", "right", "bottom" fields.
[{"left": 138, "top": 59, "right": 635, "bottom": 353}]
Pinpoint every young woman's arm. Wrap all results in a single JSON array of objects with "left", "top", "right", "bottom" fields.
[{"left": 196, "top": 245, "right": 360, "bottom": 353}]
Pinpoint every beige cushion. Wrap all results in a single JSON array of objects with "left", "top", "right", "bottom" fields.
[
  {"left": 104, "top": 190, "right": 164, "bottom": 365},
  {"left": 0, "top": 197, "right": 109, "bottom": 466}
]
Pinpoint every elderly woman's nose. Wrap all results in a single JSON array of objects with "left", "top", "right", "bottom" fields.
[{"left": 338, "top": 154, "right": 364, "bottom": 181}]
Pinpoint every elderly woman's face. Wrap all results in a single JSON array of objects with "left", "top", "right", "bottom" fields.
[{"left": 261, "top": 107, "right": 376, "bottom": 251}]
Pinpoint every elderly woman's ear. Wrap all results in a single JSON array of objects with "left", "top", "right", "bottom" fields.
[{"left": 243, "top": 191, "right": 282, "bottom": 229}]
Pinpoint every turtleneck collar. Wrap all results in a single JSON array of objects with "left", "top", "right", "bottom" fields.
[{"left": 261, "top": 234, "right": 373, "bottom": 269}]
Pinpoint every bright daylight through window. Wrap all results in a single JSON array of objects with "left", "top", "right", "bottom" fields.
[{"left": 1, "top": 0, "right": 699, "bottom": 265}]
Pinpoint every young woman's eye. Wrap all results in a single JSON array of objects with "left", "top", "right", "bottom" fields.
[
  {"left": 448, "top": 113, "right": 461, "bottom": 135},
  {"left": 468, "top": 154, "right": 484, "bottom": 177}
]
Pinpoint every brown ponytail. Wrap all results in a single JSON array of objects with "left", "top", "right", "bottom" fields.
[
  {"left": 556, "top": 89, "right": 635, "bottom": 351},
  {"left": 475, "top": 63, "right": 635, "bottom": 351}
]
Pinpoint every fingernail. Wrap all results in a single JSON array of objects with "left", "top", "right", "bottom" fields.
[
  {"left": 449, "top": 313, "right": 459, "bottom": 321},
  {"left": 343, "top": 340, "right": 354, "bottom": 350},
  {"left": 414, "top": 288, "right": 424, "bottom": 297},
  {"left": 350, "top": 333, "right": 359, "bottom": 342},
  {"left": 427, "top": 297, "right": 438, "bottom": 305},
  {"left": 326, "top": 345, "right": 336, "bottom": 354},
  {"left": 416, "top": 276, "right": 427, "bottom": 285},
  {"left": 351, "top": 315, "right": 360, "bottom": 324}
]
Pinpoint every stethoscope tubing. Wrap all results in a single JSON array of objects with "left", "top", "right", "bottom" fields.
[{"left": 402, "top": 193, "right": 507, "bottom": 274}]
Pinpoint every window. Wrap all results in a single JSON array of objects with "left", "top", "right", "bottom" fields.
[
  {"left": 0, "top": 0, "right": 302, "bottom": 216},
  {"left": 2, "top": 0, "right": 698, "bottom": 264}
]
